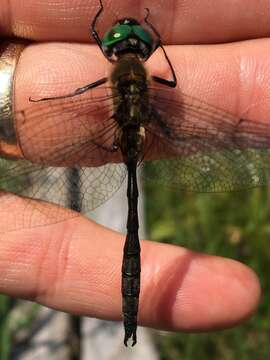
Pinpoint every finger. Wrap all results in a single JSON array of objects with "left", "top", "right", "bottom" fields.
[
  {"left": 14, "top": 39, "right": 270, "bottom": 164},
  {"left": 0, "top": 194, "right": 261, "bottom": 331},
  {"left": 1, "top": 0, "right": 270, "bottom": 43}
]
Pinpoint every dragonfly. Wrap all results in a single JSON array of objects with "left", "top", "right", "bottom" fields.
[{"left": 2, "top": 0, "right": 270, "bottom": 346}]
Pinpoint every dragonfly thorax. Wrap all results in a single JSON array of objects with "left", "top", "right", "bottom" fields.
[
  {"left": 110, "top": 54, "right": 148, "bottom": 87},
  {"left": 111, "top": 55, "right": 149, "bottom": 123}
]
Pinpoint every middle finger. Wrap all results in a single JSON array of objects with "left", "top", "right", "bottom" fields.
[{"left": 2, "top": 0, "right": 270, "bottom": 44}]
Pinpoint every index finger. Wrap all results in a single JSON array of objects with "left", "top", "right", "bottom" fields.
[
  {"left": 0, "top": 194, "right": 261, "bottom": 332},
  {"left": 1, "top": 0, "right": 270, "bottom": 43}
]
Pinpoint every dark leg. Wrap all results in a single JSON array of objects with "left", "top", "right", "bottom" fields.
[
  {"left": 91, "top": 0, "right": 104, "bottom": 53},
  {"left": 91, "top": 0, "right": 114, "bottom": 62},
  {"left": 90, "top": 141, "right": 118, "bottom": 153},
  {"left": 29, "top": 77, "right": 108, "bottom": 102},
  {"left": 91, "top": 118, "right": 121, "bottom": 153},
  {"left": 144, "top": 8, "right": 177, "bottom": 88}
]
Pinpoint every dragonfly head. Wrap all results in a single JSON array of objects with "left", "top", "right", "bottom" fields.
[{"left": 102, "top": 18, "right": 154, "bottom": 61}]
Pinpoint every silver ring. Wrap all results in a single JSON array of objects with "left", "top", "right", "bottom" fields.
[{"left": 0, "top": 40, "right": 27, "bottom": 159}]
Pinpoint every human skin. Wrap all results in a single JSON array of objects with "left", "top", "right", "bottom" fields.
[{"left": 0, "top": 0, "right": 269, "bottom": 333}]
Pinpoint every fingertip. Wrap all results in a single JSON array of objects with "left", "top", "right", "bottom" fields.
[{"left": 140, "top": 245, "right": 261, "bottom": 331}]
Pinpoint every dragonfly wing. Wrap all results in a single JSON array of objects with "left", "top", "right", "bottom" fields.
[
  {"left": 0, "top": 89, "right": 127, "bottom": 230},
  {"left": 142, "top": 87, "right": 270, "bottom": 192},
  {"left": 0, "top": 159, "right": 127, "bottom": 230}
]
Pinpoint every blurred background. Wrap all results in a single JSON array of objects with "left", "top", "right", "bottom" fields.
[{"left": 144, "top": 183, "right": 270, "bottom": 359}]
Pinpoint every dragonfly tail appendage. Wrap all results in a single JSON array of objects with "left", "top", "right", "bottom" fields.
[{"left": 122, "top": 231, "right": 141, "bottom": 346}]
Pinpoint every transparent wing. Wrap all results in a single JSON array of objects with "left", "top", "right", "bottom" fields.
[
  {"left": 0, "top": 88, "right": 127, "bottom": 230},
  {"left": 142, "top": 86, "right": 270, "bottom": 192}
]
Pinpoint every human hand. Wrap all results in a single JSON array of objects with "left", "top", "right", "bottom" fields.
[{"left": 0, "top": 0, "right": 267, "bottom": 334}]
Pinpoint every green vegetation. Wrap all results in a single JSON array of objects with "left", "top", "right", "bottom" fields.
[
  {"left": 144, "top": 184, "right": 270, "bottom": 359},
  {"left": 0, "top": 296, "right": 12, "bottom": 360},
  {"left": 0, "top": 296, "right": 40, "bottom": 360}
]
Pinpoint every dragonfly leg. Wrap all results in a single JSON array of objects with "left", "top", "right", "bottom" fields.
[
  {"left": 29, "top": 77, "right": 108, "bottom": 102},
  {"left": 151, "top": 44, "right": 177, "bottom": 88},
  {"left": 91, "top": 0, "right": 104, "bottom": 53},
  {"left": 91, "top": 0, "right": 115, "bottom": 62},
  {"left": 91, "top": 141, "right": 119, "bottom": 153},
  {"left": 143, "top": 8, "right": 177, "bottom": 88},
  {"left": 112, "top": 128, "right": 123, "bottom": 151}
]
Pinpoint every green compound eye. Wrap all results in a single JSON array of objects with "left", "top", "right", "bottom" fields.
[
  {"left": 102, "top": 24, "right": 153, "bottom": 48},
  {"left": 102, "top": 25, "right": 132, "bottom": 47},
  {"left": 132, "top": 25, "right": 152, "bottom": 46}
]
